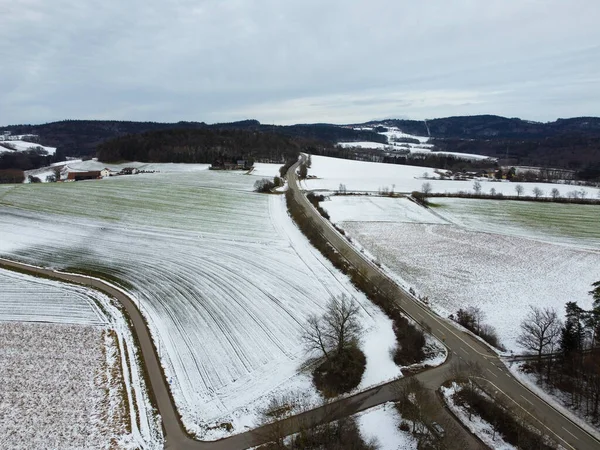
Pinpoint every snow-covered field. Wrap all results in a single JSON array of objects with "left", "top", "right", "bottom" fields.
[
  {"left": 321, "top": 193, "right": 600, "bottom": 351},
  {"left": 356, "top": 402, "right": 417, "bottom": 450},
  {"left": 0, "top": 166, "right": 403, "bottom": 438},
  {"left": 304, "top": 155, "right": 600, "bottom": 199},
  {"left": 0, "top": 268, "right": 162, "bottom": 449},
  {"left": 339, "top": 126, "right": 493, "bottom": 161},
  {"left": 0, "top": 140, "right": 56, "bottom": 155},
  {"left": 434, "top": 197, "right": 600, "bottom": 249}
]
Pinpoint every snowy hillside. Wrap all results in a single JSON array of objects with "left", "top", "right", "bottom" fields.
[
  {"left": 338, "top": 125, "right": 494, "bottom": 161},
  {"left": 0, "top": 140, "right": 56, "bottom": 155}
]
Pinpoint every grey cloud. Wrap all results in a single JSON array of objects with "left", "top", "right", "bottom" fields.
[{"left": 1, "top": 0, "right": 599, "bottom": 125}]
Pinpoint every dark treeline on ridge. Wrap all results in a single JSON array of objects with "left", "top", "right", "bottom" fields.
[
  {"left": 96, "top": 128, "right": 334, "bottom": 163},
  {"left": 2, "top": 119, "right": 385, "bottom": 158}
]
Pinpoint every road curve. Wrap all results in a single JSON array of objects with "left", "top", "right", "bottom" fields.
[
  {"left": 289, "top": 159, "right": 600, "bottom": 450},
  {"left": 0, "top": 259, "right": 470, "bottom": 447}
]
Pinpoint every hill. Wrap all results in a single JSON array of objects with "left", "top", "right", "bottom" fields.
[
  {"left": 365, "top": 116, "right": 600, "bottom": 140},
  {"left": 1, "top": 119, "right": 386, "bottom": 158}
]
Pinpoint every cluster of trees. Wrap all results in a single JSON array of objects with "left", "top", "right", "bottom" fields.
[
  {"left": 303, "top": 295, "right": 366, "bottom": 396},
  {"left": 256, "top": 394, "right": 377, "bottom": 450},
  {"left": 435, "top": 134, "right": 600, "bottom": 174},
  {"left": 451, "top": 380, "right": 555, "bottom": 449},
  {"left": 254, "top": 177, "right": 284, "bottom": 193},
  {"left": 0, "top": 148, "right": 57, "bottom": 172},
  {"left": 517, "top": 282, "right": 600, "bottom": 422},
  {"left": 395, "top": 378, "right": 467, "bottom": 449},
  {"left": 381, "top": 153, "right": 496, "bottom": 172},
  {"left": 453, "top": 306, "right": 504, "bottom": 350},
  {"left": 96, "top": 129, "right": 329, "bottom": 164}
]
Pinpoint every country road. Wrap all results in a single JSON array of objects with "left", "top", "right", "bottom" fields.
[
  {"left": 0, "top": 257, "right": 479, "bottom": 449},
  {"left": 288, "top": 158, "right": 600, "bottom": 450},
  {"left": 1, "top": 158, "right": 598, "bottom": 449}
]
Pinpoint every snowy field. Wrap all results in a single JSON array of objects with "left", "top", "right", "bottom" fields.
[
  {"left": 339, "top": 126, "right": 494, "bottom": 161},
  {"left": 356, "top": 403, "right": 417, "bottom": 450},
  {"left": 0, "top": 140, "right": 56, "bottom": 155},
  {"left": 0, "top": 166, "right": 402, "bottom": 438},
  {"left": 0, "top": 269, "right": 162, "bottom": 449},
  {"left": 304, "top": 155, "right": 600, "bottom": 199},
  {"left": 322, "top": 195, "right": 600, "bottom": 351},
  {"left": 434, "top": 197, "right": 600, "bottom": 249}
]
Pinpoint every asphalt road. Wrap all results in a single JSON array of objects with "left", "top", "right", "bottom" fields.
[{"left": 288, "top": 159, "right": 600, "bottom": 450}]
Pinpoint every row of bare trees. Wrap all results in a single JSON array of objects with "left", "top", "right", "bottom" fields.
[{"left": 517, "top": 282, "right": 600, "bottom": 422}]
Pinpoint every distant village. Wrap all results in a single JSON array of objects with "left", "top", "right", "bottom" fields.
[
  {"left": 209, "top": 155, "right": 253, "bottom": 170},
  {"left": 63, "top": 166, "right": 156, "bottom": 182}
]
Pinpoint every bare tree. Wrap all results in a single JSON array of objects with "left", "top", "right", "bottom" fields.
[
  {"left": 303, "top": 314, "right": 330, "bottom": 360},
  {"left": 490, "top": 187, "right": 496, "bottom": 196},
  {"left": 323, "top": 295, "right": 362, "bottom": 355},
  {"left": 551, "top": 187, "right": 560, "bottom": 200},
  {"left": 532, "top": 187, "right": 544, "bottom": 199},
  {"left": 515, "top": 184, "right": 524, "bottom": 197},
  {"left": 303, "top": 295, "right": 362, "bottom": 358},
  {"left": 517, "top": 306, "right": 562, "bottom": 371},
  {"left": 421, "top": 182, "right": 432, "bottom": 197},
  {"left": 473, "top": 180, "right": 482, "bottom": 195}
]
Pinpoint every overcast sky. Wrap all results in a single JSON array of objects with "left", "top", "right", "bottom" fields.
[{"left": 1, "top": 0, "right": 599, "bottom": 125}]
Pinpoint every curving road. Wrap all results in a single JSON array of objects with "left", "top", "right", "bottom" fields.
[
  {"left": 0, "top": 258, "right": 478, "bottom": 449},
  {"left": 288, "top": 158, "right": 600, "bottom": 450}
]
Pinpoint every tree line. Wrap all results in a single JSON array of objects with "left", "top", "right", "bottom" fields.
[
  {"left": 96, "top": 128, "right": 332, "bottom": 163},
  {"left": 517, "top": 282, "right": 600, "bottom": 423}
]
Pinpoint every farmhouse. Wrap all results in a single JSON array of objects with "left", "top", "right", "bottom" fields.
[
  {"left": 100, "top": 168, "right": 112, "bottom": 178},
  {"left": 67, "top": 171, "right": 101, "bottom": 181}
]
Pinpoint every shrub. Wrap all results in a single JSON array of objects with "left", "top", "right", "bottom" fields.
[
  {"left": 313, "top": 345, "right": 366, "bottom": 397},
  {"left": 254, "top": 178, "right": 276, "bottom": 193}
]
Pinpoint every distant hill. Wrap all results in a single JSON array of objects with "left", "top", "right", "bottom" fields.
[
  {"left": 363, "top": 115, "right": 600, "bottom": 140},
  {"left": 0, "top": 119, "right": 386, "bottom": 159},
  {"left": 358, "top": 116, "right": 600, "bottom": 177},
  {"left": 2, "top": 115, "right": 599, "bottom": 180}
]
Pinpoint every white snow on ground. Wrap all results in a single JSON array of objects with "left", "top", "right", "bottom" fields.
[
  {"left": 323, "top": 196, "right": 447, "bottom": 224},
  {"left": 317, "top": 174, "right": 600, "bottom": 352},
  {"left": 0, "top": 169, "right": 403, "bottom": 439},
  {"left": 0, "top": 140, "right": 56, "bottom": 155},
  {"left": 441, "top": 383, "right": 515, "bottom": 450},
  {"left": 249, "top": 163, "right": 282, "bottom": 178},
  {"left": 0, "top": 268, "right": 162, "bottom": 449},
  {"left": 0, "top": 270, "right": 108, "bottom": 324},
  {"left": 304, "top": 155, "right": 600, "bottom": 199},
  {"left": 333, "top": 221, "right": 599, "bottom": 351},
  {"left": 356, "top": 402, "right": 418, "bottom": 450},
  {"left": 505, "top": 362, "right": 600, "bottom": 440},
  {"left": 342, "top": 127, "right": 494, "bottom": 161},
  {"left": 379, "top": 127, "right": 431, "bottom": 144},
  {"left": 433, "top": 197, "right": 600, "bottom": 249}
]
